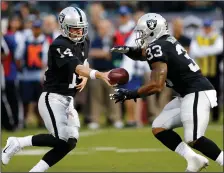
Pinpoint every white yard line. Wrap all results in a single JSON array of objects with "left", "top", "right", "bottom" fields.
[
  {"left": 79, "top": 130, "right": 105, "bottom": 137},
  {"left": 15, "top": 147, "right": 168, "bottom": 156},
  {"left": 116, "top": 148, "right": 167, "bottom": 153}
]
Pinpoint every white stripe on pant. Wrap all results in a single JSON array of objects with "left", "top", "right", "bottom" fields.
[{"left": 152, "top": 90, "right": 216, "bottom": 143}]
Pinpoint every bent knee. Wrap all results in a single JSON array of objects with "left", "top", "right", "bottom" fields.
[
  {"left": 184, "top": 135, "right": 201, "bottom": 147},
  {"left": 152, "top": 127, "right": 167, "bottom": 136},
  {"left": 55, "top": 138, "right": 77, "bottom": 152},
  {"left": 67, "top": 138, "right": 77, "bottom": 151}
]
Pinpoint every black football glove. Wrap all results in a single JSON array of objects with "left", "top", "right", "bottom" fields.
[
  {"left": 110, "top": 46, "right": 130, "bottom": 54},
  {"left": 109, "top": 88, "right": 139, "bottom": 103}
]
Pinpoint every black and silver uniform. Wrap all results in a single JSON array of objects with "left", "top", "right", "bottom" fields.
[
  {"left": 146, "top": 35, "right": 214, "bottom": 97},
  {"left": 43, "top": 35, "right": 90, "bottom": 97}
]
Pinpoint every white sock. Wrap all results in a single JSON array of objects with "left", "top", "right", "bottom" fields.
[
  {"left": 175, "top": 142, "right": 196, "bottom": 161},
  {"left": 17, "top": 135, "right": 33, "bottom": 148},
  {"left": 216, "top": 151, "right": 223, "bottom": 166},
  {"left": 29, "top": 160, "right": 49, "bottom": 172}
]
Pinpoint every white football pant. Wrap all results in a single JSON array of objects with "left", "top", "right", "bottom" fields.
[
  {"left": 38, "top": 92, "right": 80, "bottom": 142},
  {"left": 152, "top": 90, "right": 217, "bottom": 143}
]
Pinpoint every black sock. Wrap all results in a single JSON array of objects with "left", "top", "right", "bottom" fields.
[
  {"left": 192, "top": 136, "right": 222, "bottom": 161},
  {"left": 154, "top": 130, "right": 182, "bottom": 151},
  {"left": 42, "top": 138, "right": 77, "bottom": 167},
  {"left": 42, "top": 146, "right": 70, "bottom": 167},
  {"left": 32, "top": 134, "right": 60, "bottom": 148}
]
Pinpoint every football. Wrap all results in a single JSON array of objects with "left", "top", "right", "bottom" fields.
[{"left": 108, "top": 68, "right": 129, "bottom": 85}]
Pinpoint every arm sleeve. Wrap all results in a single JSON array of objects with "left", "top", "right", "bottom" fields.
[
  {"left": 125, "top": 47, "right": 146, "bottom": 61},
  {"left": 124, "top": 32, "right": 146, "bottom": 61}
]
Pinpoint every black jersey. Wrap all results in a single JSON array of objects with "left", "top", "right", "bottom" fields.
[
  {"left": 43, "top": 35, "right": 90, "bottom": 97},
  {"left": 146, "top": 35, "right": 214, "bottom": 97}
]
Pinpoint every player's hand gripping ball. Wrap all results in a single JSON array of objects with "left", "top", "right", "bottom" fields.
[{"left": 108, "top": 68, "right": 129, "bottom": 85}]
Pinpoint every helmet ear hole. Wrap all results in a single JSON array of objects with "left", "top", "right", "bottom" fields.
[{"left": 150, "top": 32, "right": 154, "bottom": 37}]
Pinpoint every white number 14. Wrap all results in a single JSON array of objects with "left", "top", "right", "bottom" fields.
[{"left": 57, "top": 48, "right": 73, "bottom": 58}]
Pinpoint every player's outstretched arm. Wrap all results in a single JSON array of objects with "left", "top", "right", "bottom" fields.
[
  {"left": 137, "top": 61, "right": 167, "bottom": 96},
  {"left": 75, "top": 65, "right": 111, "bottom": 86},
  {"left": 111, "top": 46, "right": 146, "bottom": 61}
]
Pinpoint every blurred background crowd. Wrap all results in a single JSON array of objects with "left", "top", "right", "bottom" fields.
[{"left": 1, "top": 1, "right": 224, "bottom": 131}]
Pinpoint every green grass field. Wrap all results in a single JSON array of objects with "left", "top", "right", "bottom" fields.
[{"left": 1, "top": 123, "right": 223, "bottom": 172}]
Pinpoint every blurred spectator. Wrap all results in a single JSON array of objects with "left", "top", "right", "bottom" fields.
[
  {"left": 172, "top": 17, "right": 191, "bottom": 52},
  {"left": 88, "top": 19, "right": 123, "bottom": 129},
  {"left": 190, "top": 19, "right": 223, "bottom": 122},
  {"left": 1, "top": 1, "right": 12, "bottom": 18},
  {"left": 7, "top": 15, "right": 24, "bottom": 33},
  {"left": 185, "top": 1, "right": 216, "bottom": 12},
  {"left": 88, "top": 2, "right": 107, "bottom": 41},
  {"left": 18, "top": 19, "right": 49, "bottom": 128},
  {"left": 137, "top": 2, "right": 186, "bottom": 13},
  {"left": 183, "top": 15, "right": 202, "bottom": 39},
  {"left": 1, "top": 36, "right": 15, "bottom": 131},
  {"left": 17, "top": 2, "right": 31, "bottom": 20},
  {"left": 119, "top": 1, "right": 137, "bottom": 10},
  {"left": 24, "top": 14, "right": 36, "bottom": 30},
  {"left": 100, "top": 1, "right": 118, "bottom": 11},
  {"left": 112, "top": 6, "right": 135, "bottom": 68},
  {"left": 2, "top": 15, "right": 25, "bottom": 130},
  {"left": 42, "top": 15, "right": 60, "bottom": 42},
  {"left": 113, "top": 6, "right": 135, "bottom": 46},
  {"left": 23, "top": 14, "right": 37, "bottom": 39},
  {"left": 120, "top": 10, "right": 150, "bottom": 127}
]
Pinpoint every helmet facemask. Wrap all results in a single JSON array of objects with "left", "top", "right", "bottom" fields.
[
  {"left": 135, "top": 30, "right": 147, "bottom": 48},
  {"left": 135, "top": 28, "right": 155, "bottom": 48},
  {"left": 61, "top": 24, "right": 88, "bottom": 43}
]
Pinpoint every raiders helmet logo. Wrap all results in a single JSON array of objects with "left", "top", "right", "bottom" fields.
[
  {"left": 59, "top": 13, "right": 65, "bottom": 24},
  {"left": 146, "top": 20, "right": 157, "bottom": 30}
]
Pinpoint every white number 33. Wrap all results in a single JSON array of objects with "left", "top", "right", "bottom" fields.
[
  {"left": 57, "top": 48, "right": 73, "bottom": 58},
  {"left": 146, "top": 45, "right": 163, "bottom": 61}
]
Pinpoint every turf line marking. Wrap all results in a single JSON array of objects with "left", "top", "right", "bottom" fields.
[
  {"left": 79, "top": 130, "right": 105, "bottom": 137},
  {"left": 116, "top": 148, "right": 167, "bottom": 153},
  {"left": 15, "top": 147, "right": 168, "bottom": 156}
]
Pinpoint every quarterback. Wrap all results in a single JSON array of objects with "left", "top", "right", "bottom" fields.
[{"left": 2, "top": 6, "right": 111, "bottom": 172}]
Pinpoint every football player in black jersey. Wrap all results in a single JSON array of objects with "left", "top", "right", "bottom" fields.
[
  {"left": 2, "top": 7, "right": 111, "bottom": 172},
  {"left": 110, "top": 13, "right": 223, "bottom": 171}
]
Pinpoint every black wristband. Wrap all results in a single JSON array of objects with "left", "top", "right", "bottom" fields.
[{"left": 129, "top": 89, "right": 140, "bottom": 99}]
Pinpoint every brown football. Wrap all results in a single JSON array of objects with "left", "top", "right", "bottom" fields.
[{"left": 108, "top": 68, "right": 129, "bottom": 85}]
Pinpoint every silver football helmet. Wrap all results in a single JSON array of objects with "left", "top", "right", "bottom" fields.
[
  {"left": 58, "top": 7, "right": 88, "bottom": 43},
  {"left": 134, "top": 13, "right": 169, "bottom": 48}
]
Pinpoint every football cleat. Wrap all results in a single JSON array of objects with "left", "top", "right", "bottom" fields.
[
  {"left": 2, "top": 137, "right": 21, "bottom": 165},
  {"left": 185, "top": 154, "right": 209, "bottom": 172}
]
